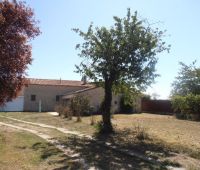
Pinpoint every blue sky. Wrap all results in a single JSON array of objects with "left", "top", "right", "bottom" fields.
[{"left": 24, "top": 0, "right": 200, "bottom": 99}]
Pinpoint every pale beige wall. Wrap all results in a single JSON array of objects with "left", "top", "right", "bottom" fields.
[
  {"left": 80, "top": 87, "right": 104, "bottom": 112},
  {"left": 23, "top": 85, "right": 86, "bottom": 112},
  {"left": 81, "top": 87, "right": 141, "bottom": 114},
  {"left": 111, "top": 94, "right": 121, "bottom": 114},
  {"left": 80, "top": 87, "right": 121, "bottom": 113},
  {"left": 134, "top": 97, "right": 142, "bottom": 112}
]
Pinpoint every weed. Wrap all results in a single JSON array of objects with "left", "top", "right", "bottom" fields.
[
  {"left": 133, "top": 123, "right": 149, "bottom": 141},
  {"left": 94, "top": 121, "right": 104, "bottom": 133}
]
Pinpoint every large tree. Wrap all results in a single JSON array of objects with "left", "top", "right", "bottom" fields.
[
  {"left": 171, "top": 61, "right": 200, "bottom": 96},
  {"left": 0, "top": 0, "right": 40, "bottom": 105},
  {"left": 73, "top": 9, "right": 169, "bottom": 133}
]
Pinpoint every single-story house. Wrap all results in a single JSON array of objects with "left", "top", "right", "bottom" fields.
[
  {"left": 0, "top": 78, "right": 121, "bottom": 113},
  {"left": 62, "top": 86, "right": 121, "bottom": 114}
]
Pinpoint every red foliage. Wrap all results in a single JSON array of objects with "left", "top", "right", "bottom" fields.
[{"left": 0, "top": 1, "right": 40, "bottom": 105}]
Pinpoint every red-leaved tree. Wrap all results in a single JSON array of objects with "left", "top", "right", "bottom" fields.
[{"left": 0, "top": 0, "right": 40, "bottom": 105}]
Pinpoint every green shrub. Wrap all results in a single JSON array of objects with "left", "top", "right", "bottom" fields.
[{"left": 171, "top": 94, "right": 200, "bottom": 120}]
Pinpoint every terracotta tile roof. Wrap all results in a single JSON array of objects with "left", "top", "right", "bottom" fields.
[
  {"left": 62, "top": 87, "right": 97, "bottom": 99},
  {"left": 25, "top": 78, "right": 92, "bottom": 87}
]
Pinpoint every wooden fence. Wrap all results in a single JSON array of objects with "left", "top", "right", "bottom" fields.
[{"left": 141, "top": 99, "right": 173, "bottom": 113}]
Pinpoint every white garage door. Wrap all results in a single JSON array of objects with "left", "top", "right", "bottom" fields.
[{"left": 0, "top": 96, "right": 24, "bottom": 112}]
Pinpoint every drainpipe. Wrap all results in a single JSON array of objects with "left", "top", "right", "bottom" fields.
[{"left": 39, "top": 100, "right": 42, "bottom": 112}]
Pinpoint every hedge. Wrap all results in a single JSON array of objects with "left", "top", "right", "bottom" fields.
[{"left": 171, "top": 94, "right": 200, "bottom": 121}]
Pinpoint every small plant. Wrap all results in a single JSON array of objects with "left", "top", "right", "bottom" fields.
[
  {"left": 94, "top": 121, "right": 104, "bottom": 133},
  {"left": 133, "top": 124, "right": 149, "bottom": 141},
  {"left": 89, "top": 106, "right": 96, "bottom": 125},
  {"left": 55, "top": 105, "right": 72, "bottom": 118},
  {"left": 54, "top": 104, "right": 64, "bottom": 116},
  {"left": 90, "top": 116, "right": 95, "bottom": 125},
  {"left": 63, "top": 107, "right": 72, "bottom": 119}
]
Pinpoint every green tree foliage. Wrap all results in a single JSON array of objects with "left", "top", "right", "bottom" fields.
[
  {"left": 171, "top": 94, "right": 200, "bottom": 120},
  {"left": 120, "top": 95, "right": 134, "bottom": 113},
  {"left": 171, "top": 61, "right": 200, "bottom": 120},
  {"left": 70, "top": 94, "right": 90, "bottom": 122},
  {"left": 0, "top": 0, "right": 40, "bottom": 105},
  {"left": 73, "top": 9, "right": 169, "bottom": 133},
  {"left": 171, "top": 61, "right": 200, "bottom": 96}
]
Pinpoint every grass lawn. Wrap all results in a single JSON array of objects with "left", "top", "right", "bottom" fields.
[
  {"left": 0, "top": 112, "right": 200, "bottom": 169},
  {"left": 0, "top": 126, "right": 82, "bottom": 170},
  {"left": 113, "top": 113, "right": 200, "bottom": 155},
  {"left": 0, "top": 112, "right": 97, "bottom": 134},
  {"left": 0, "top": 127, "right": 165, "bottom": 170},
  {"left": 1, "top": 112, "right": 200, "bottom": 152}
]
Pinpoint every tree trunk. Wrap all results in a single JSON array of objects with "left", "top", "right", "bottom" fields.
[{"left": 101, "top": 80, "right": 113, "bottom": 133}]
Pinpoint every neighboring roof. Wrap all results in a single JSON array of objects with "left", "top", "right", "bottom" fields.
[
  {"left": 62, "top": 87, "right": 98, "bottom": 99},
  {"left": 25, "top": 78, "right": 93, "bottom": 87}
]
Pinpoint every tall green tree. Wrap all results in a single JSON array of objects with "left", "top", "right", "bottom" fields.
[
  {"left": 73, "top": 9, "right": 169, "bottom": 133},
  {"left": 0, "top": 0, "right": 40, "bottom": 105},
  {"left": 171, "top": 61, "right": 200, "bottom": 96}
]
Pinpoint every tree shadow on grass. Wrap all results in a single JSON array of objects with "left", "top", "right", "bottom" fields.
[
  {"left": 93, "top": 128, "right": 181, "bottom": 167},
  {"left": 95, "top": 128, "right": 174, "bottom": 158},
  {"left": 32, "top": 142, "right": 62, "bottom": 159},
  {"left": 30, "top": 129, "right": 181, "bottom": 169},
  {"left": 31, "top": 142, "right": 83, "bottom": 170},
  {"left": 58, "top": 135, "right": 167, "bottom": 170}
]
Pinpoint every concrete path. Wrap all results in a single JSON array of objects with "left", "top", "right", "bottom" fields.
[{"left": 48, "top": 112, "right": 59, "bottom": 116}]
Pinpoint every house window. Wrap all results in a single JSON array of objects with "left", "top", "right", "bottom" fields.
[
  {"left": 31, "top": 95, "right": 36, "bottom": 101},
  {"left": 56, "top": 95, "right": 60, "bottom": 102}
]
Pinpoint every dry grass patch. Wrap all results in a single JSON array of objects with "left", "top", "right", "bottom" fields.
[
  {"left": 57, "top": 134, "right": 165, "bottom": 170},
  {"left": 0, "top": 116, "right": 65, "bottom": 139},
  {"left": 0, "top": 126, "right": 83, "bottom": 170},
  {"left": 1, "top": 112, "right": 200, "bottom": 161},
  {"left": 112, "top": 113, "right": 200, "bottom": 157},
  {"left": 1, "top": 112, "right": 200, "bottom": 148},
  {"left": 0, "top": 112, "right": 98, "bottom": 134}
]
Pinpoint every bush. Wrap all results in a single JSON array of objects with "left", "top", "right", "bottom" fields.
[
  {"left": 70, "top": 94, "right": 90, "bottom": 122},
  {"left": 55, "top": 105, "right": 72, "bottom": 119},
  {"left": 171, "top": 94, "right": 200, "bottom": 121}
]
